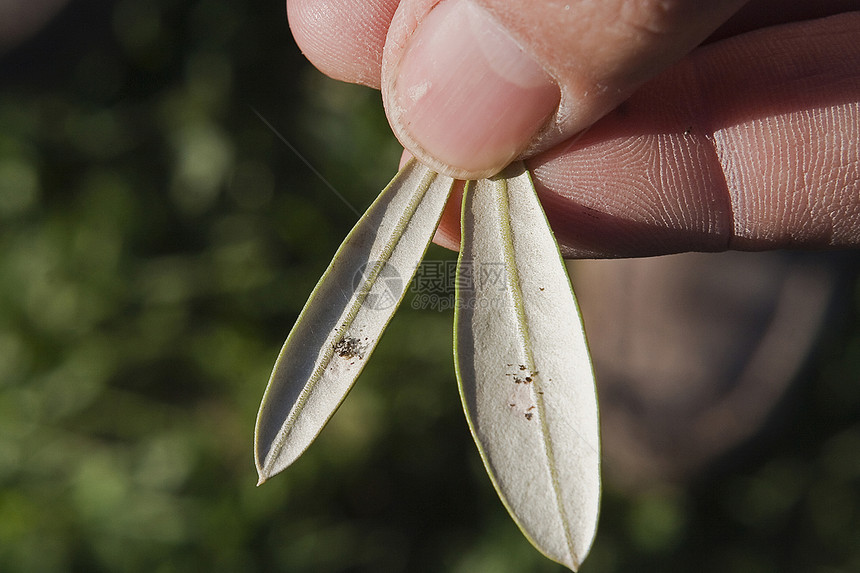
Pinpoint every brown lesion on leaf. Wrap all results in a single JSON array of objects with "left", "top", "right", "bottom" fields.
[
  {"left": 333, "top": 335, "right": 364, "bottom": 359},
  {"left": 505, "top": 364, "right": 542, "bottom": 419},
  {"left": 524, "top": 405, "right": 536, "bottom": 421},
  {"left": 509, "top": 397, "right": 538, "bottom": 420},
  {"left": 507, "top": 364, "right": 539, "bottom": 385}
]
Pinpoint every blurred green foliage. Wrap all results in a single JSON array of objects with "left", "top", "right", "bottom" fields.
[{"left": 0, "top": 1, "right": 859, "bottom": 572}]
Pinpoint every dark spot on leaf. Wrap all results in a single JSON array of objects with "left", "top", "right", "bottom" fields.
[
  {"left": 524, "top": 412, "right": 533, "bottom": 421},
  {"left": 333, "top": 336, "right": 363, "bottom": 359}
]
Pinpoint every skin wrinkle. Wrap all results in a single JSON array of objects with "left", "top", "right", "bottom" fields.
[
  {"left": 527, "top": 47, "right": 736, "bottom": 257},
  {"left": 815, "top": 107, "right": 852, "bottom": 243},
  {"left": 715, "top": 98, "right": 859, "bottom": 249},
  {"left": 534, "top": 126, "right": 734, "bottom": 257},
  {"left": 687, "top": 137, "right": 723, "bottom": 236},
  {"left": 729, "top": 108, "right": 847, "bottom": 247},
  {"left": 655, "top": 134, "right": 692, "bottom": 230},
  {"left": 636, "top": 136, "right": 688, "bottom": 229},
  {"left": 537, "top": 14, "right": 859, "bottom": 257},
  {"left": 708, "top": 121, "right": 744, "bottom": 248}
]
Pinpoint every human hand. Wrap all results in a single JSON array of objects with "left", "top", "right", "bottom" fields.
[{"left": 288, "top": 0, "right": 859, "bottom": 257}]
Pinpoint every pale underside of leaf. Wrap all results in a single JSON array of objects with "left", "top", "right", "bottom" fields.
[
  {"left": 454, "top": 163, "right": 601, "bottom": 571},
  {"left": 255, "top": 159, "right": 454, "bottom": 482}
]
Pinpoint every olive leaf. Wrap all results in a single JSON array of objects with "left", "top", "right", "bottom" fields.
[
  {"left": 254, "top": 159, "right": 601, "bottom": 571},
  {"left": 454, "top": 163, "right": 600, "bottom": 571},
  {"left": 254, "top": 159, "right": 455, "bottom": 482}
]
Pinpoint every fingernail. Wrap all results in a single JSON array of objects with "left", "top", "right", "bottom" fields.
[{"left": 389, "top": 0, "right": 559, "bottom": 179}]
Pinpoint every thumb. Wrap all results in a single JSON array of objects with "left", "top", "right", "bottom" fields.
[{"left": 382, "top": 0, "right": 748, "bottom": 179}]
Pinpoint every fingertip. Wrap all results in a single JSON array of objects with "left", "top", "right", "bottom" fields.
[
  {"left": 288, "top": 0, "right": 397, "bottom": 88},
  {"left": 384, "top": 0, "right": 559, "bottom": 179}
]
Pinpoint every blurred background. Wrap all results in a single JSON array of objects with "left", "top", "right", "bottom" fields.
[{"left": 0, "top": 1, "right": 859, "bottom": 571}]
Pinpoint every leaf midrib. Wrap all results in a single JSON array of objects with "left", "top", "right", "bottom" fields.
[{"left": 493, "top": 175, "right": 580, "bottom": 568}]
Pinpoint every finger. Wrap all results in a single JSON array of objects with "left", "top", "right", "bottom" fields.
[
  {"left": 286, "top": 0, "right": 855, "bottom": 93},
  {"left": 382, "top": 0, "right": 749, "bottom": 179},
  {"left": 287, "top": 0, "right": 399, "bottom": 88},
  {"left": 433, "top": 13, "right": 860, "bottom": 257}
]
